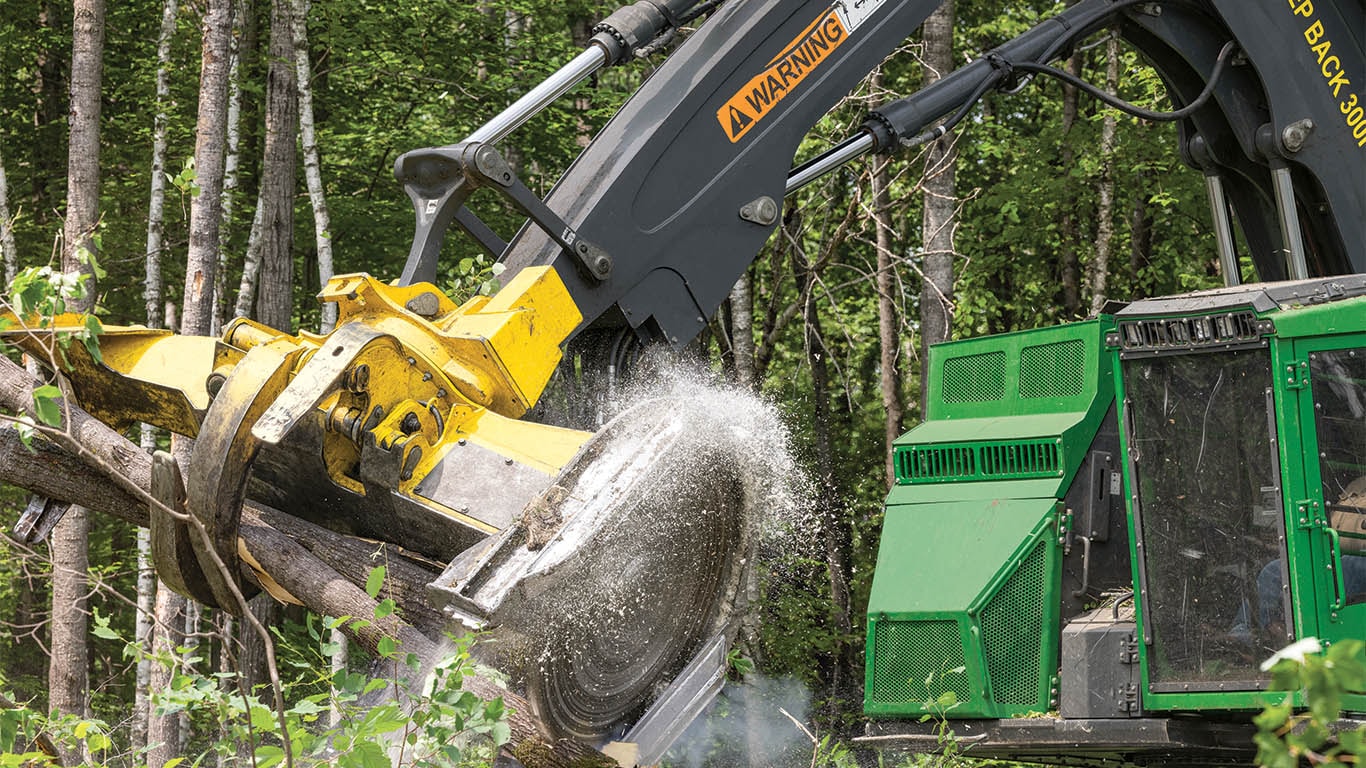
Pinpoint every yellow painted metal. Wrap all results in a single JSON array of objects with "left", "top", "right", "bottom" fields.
[
  {"left": 317, "top": 267, "right": 581, "bottom": 417},
  {"left": 0, "top": 310, "right": 228, "bottom": 435},
  {"left": 459, "top": 409, "right": 591, "bottom": 475},
  {"left": 6, "top": 266, "right": 595, "bottom": 546}
]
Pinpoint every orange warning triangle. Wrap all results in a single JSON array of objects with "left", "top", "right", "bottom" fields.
[{"left": 728, "top": 105, "right": 753, "bottom": 138}]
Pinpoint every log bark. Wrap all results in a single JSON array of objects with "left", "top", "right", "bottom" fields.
[{"left": 0, "top": 357, "right": 609, "bottom": 766}]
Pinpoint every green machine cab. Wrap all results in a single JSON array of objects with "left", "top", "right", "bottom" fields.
[{"left": 864, "top": 277, "right": 1366, "bottom": 765}]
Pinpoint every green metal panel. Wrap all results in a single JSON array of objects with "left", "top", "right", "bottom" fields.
[
  {"left": 980, "top": 540, "right": 1053, "bottom": 707},
  {"left": 925, "top": 319, "right": 1112, "bottom": 422},
  {"left": 865, "top": 498, "right": 1062, "bottom": 718},
  {"left": 897, "top": 320, "right": 1116, "bottom": 492},
  {"left": 866, "top": 618, "right": 973, "bottom": 708},
  {"left": 1261, "top": 294, "right": 1366, "bottom": 339},
  {"left": 884, "top": 478, "right": 1062, "bottom": 505},
  {"left": 868, "top": 498, "right": 1057, "bottom": 615}
]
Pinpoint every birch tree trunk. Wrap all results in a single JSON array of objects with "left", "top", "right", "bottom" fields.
[
  {"left": 143, "top": 0, "right": 178, "bottom": 331},
  {"left": 292, "top": 0, "right": 335, "bottom": 332},
  {"left": 728, "top": 272, "right": 755, "bottom": 390},
  {"left": 1088, "top": 33, "right": 1120, "bottom": 315},
  {"left": 49, "top": 7, "right": 103, "bottom": 763},
  {"left": 252, "top": 0, "right": 298, "bottom": 331},
  {"left": 918, "top": 0, "right": 957, "bottom": 413},
  {"left": 0, "top": 143, "right": 17, "bottom": 284},
  {"left": 132, "top": 429, "right": 157, "bottom": 754},
  {"left": 147, "top": 588, "right": 185, "bottom": 768}
]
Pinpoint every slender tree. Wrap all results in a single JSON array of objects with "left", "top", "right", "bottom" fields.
[
  {"left": 292, "top": 0, "right": 335, "bottom": 331},
  {"left": 48, "top": 5, "right": 103, "bottom": 765},
  {"left": 870, "top": 69, "right": 905, "bottom": 488},
  {"left": 182, "top": 0, "right": 235, "bottom": 339},
  {"left": 211, "top": 2, "right": 244, "bottom": 336},
  {"left": 250, "top": 0, "right": 297, "bottom": 331},
  {"left": 31, "top": 1, "right": 66, "bottom": 223},
  {"left": 0, "top": 143, "right": 16, "bottom": 284},
  {"left": 918, "top": 0, "right": 957, "bottom": 411},
  {"left": 728, "top": 272, "right": 756, "bottom": 389},
  {"left": 136, "top": 8, "right": 180, "bottom": 741},
  {"left": 143, "top": 0, "right": 178, "bottom": 332},
  {"left": 1058, "top": 27, "right": 1084, "bottom": 319},
  {"left": 1088, "top": 32, "right": 1121, "bottom": 314}
]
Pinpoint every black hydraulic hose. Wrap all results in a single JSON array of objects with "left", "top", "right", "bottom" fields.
[{"left": 1011, "top": 40, "right": 1238, "bottom": 122}]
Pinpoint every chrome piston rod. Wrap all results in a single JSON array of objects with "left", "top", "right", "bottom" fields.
[{"left": 466, "top": 46, "right": 608, "bottom": 146}]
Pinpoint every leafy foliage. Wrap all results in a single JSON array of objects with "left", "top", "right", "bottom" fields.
[{"left": 1255, "top": 639, "right": 1365, "bottom": 767}]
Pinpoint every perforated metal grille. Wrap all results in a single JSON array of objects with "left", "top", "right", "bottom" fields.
[
  {"left": 897, "top": 445, "right": 976, "bottom": 481},
  {"left": 894, "top": 440, "right": 1062, "bottom": 484},
  {"left": 869, "top": 619, "right": 971, "bottom": 705},
  {"left": 1020, "top": 340, "right": 1085, "bottom": 398},
  {"left": 980, "top": 541, "right": 1048, "bottom": 707},
  {"left": 980, "top": 441, "right": 1060, "bottom": 477},
  {"left": 942, "top": 351, "right": 1006, "bottom": 403}
]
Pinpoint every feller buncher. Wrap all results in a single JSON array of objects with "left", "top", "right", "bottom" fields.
[{"left": 5, "top": 0, "right": 1364, "bottom": 764}]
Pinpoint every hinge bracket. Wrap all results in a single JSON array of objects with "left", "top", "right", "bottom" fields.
[{"left": 1284, "top": 359, "right": 1310, "bottom": 390}]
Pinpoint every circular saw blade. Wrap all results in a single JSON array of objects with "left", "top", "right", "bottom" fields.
[{"left": 498, "top": 400, "right": 754, "bottom": 741}]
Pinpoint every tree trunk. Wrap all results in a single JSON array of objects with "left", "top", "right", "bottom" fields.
[
  {"left": 137, "top": 7, "right": 179, "bottom": 741},
  {"left": 918, "top": 0, "right": 957, "bottom": 414},
  {"left": 871, "top": 149, "right": 904, "bottom": 488},
  {"left": 1129, "top": 177, "right": 1154, "bottom": 288},
  {"left": 212, "top": 1, "right": 244, "bottom": 336},
  {"left": 131, "top": 428, "right": 158, "bottom": 754},
  {"left": 146, "top": 587, "right": 185, "bottom": 768},
  {"left": 728, "top": 271, "right": 755, "bottom": 389},
  {"left": 291, "top": 0, "right": 335, "bottom": 332},
  {"left": 327, "top": 628, "right": 347, "bottom": 729},
  {"left": 1088, "top": 33, "right": 1120, "bottom": 315},
  {"left": 252, "top": 0, "right": 297, "bottom": 330},
  {"left": 182, "top": 0, "right": 235, "bottom": 339},
  {"left": 0, "top": 143, "right": 17, "bottom": 284},
  {"left": 48, "top": 6, "right": 103, "bottom": 763},
  {"left": 1058, "top": 36, "right": 1083, "bottom": 319},
  {"left": 143, "top": 0, "right": 178, "bottom": 331},
  {"left": 62, "top": 0, "right": 103, "bottom": 301}
]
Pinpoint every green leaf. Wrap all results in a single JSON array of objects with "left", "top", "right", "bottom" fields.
[
  {"left": 253, "top": 744, "right": 284, "bottom": 768},
  {"left": 91, "top": 609, "right": 120, "bottom": 641},
  {"left": 365, "top": 565, "right": 386, "bottom": 598},
  {"left": 374, "top": 598, "right": 395, "bottom": 619},
  {"left": 31, "top": 384, "right": 63, "bottom": 427},
  {"left": 82, "top": 314, "right": 103, "bottom": 365},
  {"left": 377, "top": 636, "right": 396, "bottom": 657}
]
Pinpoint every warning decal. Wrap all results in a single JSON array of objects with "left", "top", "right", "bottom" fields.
[{"left": 717, "top": 1, "right": 882, "bottom": 143}]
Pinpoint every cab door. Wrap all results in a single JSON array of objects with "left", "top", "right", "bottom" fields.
[{"left": 1289, "top": 338, "right": 1366, "bottom": 645}]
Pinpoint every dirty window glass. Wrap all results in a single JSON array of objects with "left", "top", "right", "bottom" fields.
[{"left": 1125, "top": 349, "right": 1285, "bottom": 686}]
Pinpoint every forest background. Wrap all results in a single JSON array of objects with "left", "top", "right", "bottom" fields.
[{"left": 0, "top": 0, "right": 1227, "bottom": 764}]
